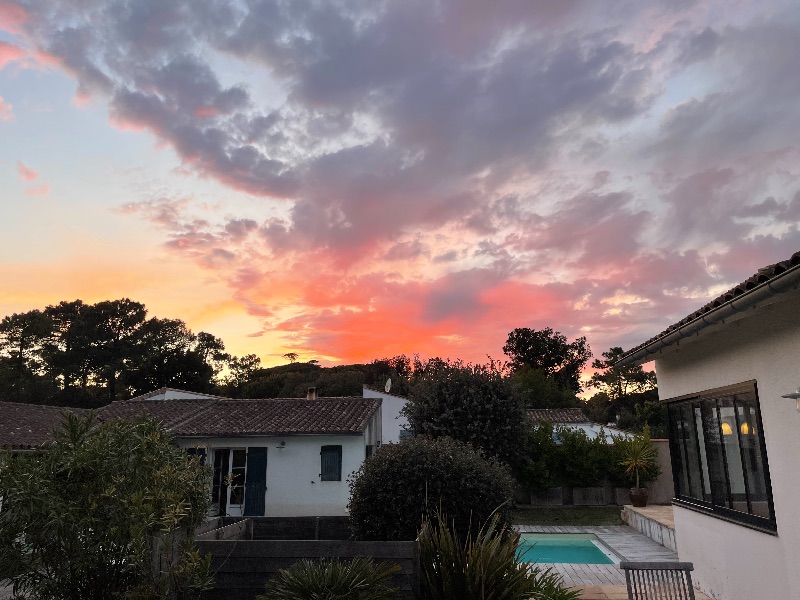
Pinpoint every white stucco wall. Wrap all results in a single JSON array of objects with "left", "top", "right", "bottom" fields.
[
  {"left": 362, "top": 386, "right": 410, "bottom": 444},
  {"left": 654, "top": 291, "right": 800, "bottom": 600},
  {"left": 177, "top": 433, "right": 367, "bottom": 517}
]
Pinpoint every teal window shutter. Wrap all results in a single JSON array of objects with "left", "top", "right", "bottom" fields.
[{"left": 320, "top": 445, "right": 342, "bottom": 481}]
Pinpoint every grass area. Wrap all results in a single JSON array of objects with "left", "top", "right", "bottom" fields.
[{"left": 512, "top": 505, "right": 624, "bottom": 526}]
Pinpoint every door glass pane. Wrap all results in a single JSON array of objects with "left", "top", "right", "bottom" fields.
[
  {"left": 668, "top": 405, "right": 690, "bottom": 497},
  {"left": 693, "top": 404, "right": 713, "bottom": 501},
  {"left": 699, "top": 400, "right": 730, "bottom": 507},
  {"left": 229, "top": 449, "right": 246, "bottom": 505},
  {"left": 735, "top": 393, "right": 770, "bottom": 518},
  {"left": 719, "top": 396, "right": 747, "bottom": 512},
  {"left": 681, "top": 403, "right": 704, "bottom": 500}
]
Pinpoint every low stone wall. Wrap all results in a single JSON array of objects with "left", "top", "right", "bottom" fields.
[{"left": 621, "top": 505, "right": 676, "bottom": 551}]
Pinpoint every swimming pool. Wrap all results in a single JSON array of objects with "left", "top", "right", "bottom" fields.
[{"left": 517, "top": 533, "right": 618, "bottom": 564}]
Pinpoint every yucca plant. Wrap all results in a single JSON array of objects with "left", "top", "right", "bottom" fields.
[
  {"left": 418, "top": 512, "right": 580, "bottom": 600},
  {"left": 258, "top": 556, "right": 400, "bottom": 600}
]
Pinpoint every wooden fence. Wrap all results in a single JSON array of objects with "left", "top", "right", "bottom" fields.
[{"left": 196, "top": 520, "right": 419, "bottom": 600}]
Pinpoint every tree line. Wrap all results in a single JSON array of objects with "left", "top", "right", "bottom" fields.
[
  {"left": 0, "top": 298, "right": 258, "bottom": 407},
  {"left": 0, "top": 298, "right": 662, "bottom": 435}
]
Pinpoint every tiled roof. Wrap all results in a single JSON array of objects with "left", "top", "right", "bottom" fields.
[
  {"left": 175, "top": 397, "right": 381, "bottom": 436},
  {"left": 0, "top": 402, "right": 89, "bottom": 449},
  {"left": 98, "top": 399, "right": 216, "bottom": 430},
  {"left": 620, "top": 250, "right": 800, "bottom": 363},
  {"left": 99, "top": 396, "right": 381, "bottom": 437},
  {"left": 527, "top": 408, "right": 590, "bottom": 423}
]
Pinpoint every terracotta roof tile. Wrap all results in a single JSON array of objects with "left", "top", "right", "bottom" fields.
[
  {"left": 98, "top": 399, "right": 216, "bottom": 430},
  {"left": 527, "top": 408, "right": 589, "bottom": 423},
  {"left": 0, "top": 402, "right": 89, "bottom": 449},
  {"left": 99, "top": 396, "right": 381, "bottom": 437},
  {"left": 620, "top": 250, "right": 800, "bottom": 362}
]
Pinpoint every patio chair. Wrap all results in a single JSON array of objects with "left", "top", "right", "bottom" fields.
[{"left": 619, "top": 561, "right": 695, "bottom": 600}]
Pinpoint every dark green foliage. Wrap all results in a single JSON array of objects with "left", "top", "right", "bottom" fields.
[
  {"left": 348, "top": 436, "right": 514, "bottom": 541},
  {"left": 419, "top": 512, "right": 580, "bottom": 600},
  {"left": 553, "top": 426, "right": 609, "bottom": 488},
  {"left": 518, "top": 422, "right": 558, "bottom": 491},
  {"left": 0, "top": 298, "right": 252, "bottom": 407},
  {"left": 0, "top": 413, "right": 212, "bottom": 600},
  {"left": 588, "top": 347, "right": 656, "bottom": 400},
  {"left": 503, "top": 327, "right": 592, "bottom": 393},
  {"left": 402, "top": 358, "right": 527, "bottom": 468},
  {"left": 511, "top": 366, "right": 581, "bottom": 409},
  {"left": 258, "top": 557, "right": 400, "bottom": 600}
]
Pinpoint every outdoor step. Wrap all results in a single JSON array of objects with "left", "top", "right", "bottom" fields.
[{"left": 620, "top": 506, "right": 676, "bottom": 552}]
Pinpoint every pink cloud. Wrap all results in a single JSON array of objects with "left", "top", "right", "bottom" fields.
[
  {"left": 0, "top": 40, "right": 24, "bottom": 69},
  {"left": 16, "top": 160, "right": 38, "bottom": 181},
  {"left": 25, "top": 183, "right": 49, "bottom": 197},
  {"left": 0, "top": 1, "right": 26, "bottom": 34},
  {"left": 0, "top": 96, "right": 12, "bottom": 121}
]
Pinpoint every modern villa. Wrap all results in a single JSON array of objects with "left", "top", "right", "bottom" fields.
[{"left": 617, "top": 250, "right": 800, "bottom": 600}]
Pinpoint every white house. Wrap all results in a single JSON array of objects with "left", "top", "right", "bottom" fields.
[
  {"left": 527, "top": 407, "right": 633, "bottom": 441},
  {"left": 617, "top": 250, "right": 800, "bottom": 600},
  {"left": 97, "top": 388, "right": 381, "bottom": 518},
  {"left": 362, "top": 383, "right": 411, "bottom": 444}
]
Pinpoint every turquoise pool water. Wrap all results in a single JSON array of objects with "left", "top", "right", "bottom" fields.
[{"left": 517, "top": 533, "right": 616, "bottom": 564}]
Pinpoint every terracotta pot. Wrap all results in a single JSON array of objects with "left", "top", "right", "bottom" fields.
[{"left": 629, "top": 487, "right": 649, "bottom": 507}]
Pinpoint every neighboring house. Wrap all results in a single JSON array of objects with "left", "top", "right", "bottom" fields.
[
  {"left": 617, "top": 250, "right": 800, "bottom": 600},
  {"left": 527, "top": 408, "right": 632, "bottom": 441},
  {"left": 0, "top": 401, "right": 88, "bottom": 451},
  {"left": 362, "top": 383, "right": 411, "bottom": 443},
  {"left": 0, "top": 388, "right": 382, "bottom": 518}
]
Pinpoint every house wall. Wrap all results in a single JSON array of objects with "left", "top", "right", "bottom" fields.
[
  {"left": 362, "top": 386, "right": 410, "bottom": 444},
  {"left": 654, "top": 292, "right": 800, "bottom": 600},
  {"left": 177, "top": 434, "right": 366, "bottom": 517}
]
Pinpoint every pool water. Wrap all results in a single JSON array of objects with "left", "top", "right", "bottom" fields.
[{"left": 517, "top": 533, "right": 616, "bottom": 565}]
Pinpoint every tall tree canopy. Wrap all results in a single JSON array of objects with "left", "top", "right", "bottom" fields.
[
  {"left": 588, "top": 346, "right": 656, "bottom": 400},
  {"left": 0, "top": 298, "right": 247, "bottom": 407},
  {"left": 502, "top": 327, "right": 592, "bottom": 393}
]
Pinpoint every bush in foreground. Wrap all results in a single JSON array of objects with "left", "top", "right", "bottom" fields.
[
  {"left": 0, "top": 412, "right": 211, "bottom": 600},
  {"left": 348, "top": 435, "right": 514, "bottom": 541},
  {"left": 419, "top": 512, "right": 580, "bottom": 600},
  {"left": 258, "top": 557, "right": 399, "bottom": 600}
]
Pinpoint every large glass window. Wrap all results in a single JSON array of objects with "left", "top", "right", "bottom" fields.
[{"left": 666, "top": 381, "right": 776, "bottom": 531}]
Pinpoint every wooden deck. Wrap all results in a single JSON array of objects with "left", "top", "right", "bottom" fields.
[{"left": 516, "top": 525, "right": 710, "bottom": 599}]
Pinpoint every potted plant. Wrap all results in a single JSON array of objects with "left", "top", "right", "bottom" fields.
[{"left": 619, "top": 429, "right": 659, "bottom": 507}]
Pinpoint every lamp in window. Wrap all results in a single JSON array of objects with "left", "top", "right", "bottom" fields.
[
  {"left": 781, "top": 388, "right": 800, "bottom": 412},
  {"left": 740, "top": 422, "right": 750, "bottom": 435},
  {"left": 720, "top": 422, "right": 733, "bottom": 435}
]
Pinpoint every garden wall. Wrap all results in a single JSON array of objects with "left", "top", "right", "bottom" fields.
[{"left": 196, "top": 519, "right": 419, "bottom": 600}]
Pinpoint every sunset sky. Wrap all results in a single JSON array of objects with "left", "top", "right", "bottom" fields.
[{"left": 1, "top": 0, "right": 799, "bottom": 373}]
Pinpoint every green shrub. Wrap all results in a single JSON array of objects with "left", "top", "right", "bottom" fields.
[
  {"left": 403, "top": 358, "right": 527, "bottom": 469},
  {"left": 617, "top": 428, "right": 660, "bottom": 488},
  {"left": 553, "top": 426, "right": 610, "bottom": 488},
  {"left": 258, "top": 557, "right": 399, "bottom": 600},
  {"left": 419, "top": 512, "right": 580, "bottom": 600},
  {"left": 348, "top": 436, "right": 514, "bottom": 541},
  {"left": 0, "top": 412, "right": 211, "bottom": 600}
]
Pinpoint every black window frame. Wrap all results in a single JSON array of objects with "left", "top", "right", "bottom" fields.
[
  {"left": 666, "top": 380, "right": 777, "bottom": 533},
  {"left": 320, "top": 445, "right": 343, "bottom": 481}
]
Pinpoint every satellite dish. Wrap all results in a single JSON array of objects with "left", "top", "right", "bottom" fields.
[{"left": 384, "top": 378, "right": 392, "bottom": 393}]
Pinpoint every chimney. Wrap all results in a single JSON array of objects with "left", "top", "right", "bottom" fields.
[{"left": 307, "top": 387, "right": 317, "bottom": 400}]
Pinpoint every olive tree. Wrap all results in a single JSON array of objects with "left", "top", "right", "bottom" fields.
[{"left": 0, "top": 412, "right": 212, "bottom": 600}]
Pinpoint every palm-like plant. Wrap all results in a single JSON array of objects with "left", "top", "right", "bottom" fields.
[
  {"left": 258, "top": 556, "right": 400, "bottom": 600},
  {"left": 620, "top": 432, "right": 658, "bottom": 489},
  {"left": 419, "top": 511, "right": 579, "bottom": 600}
]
